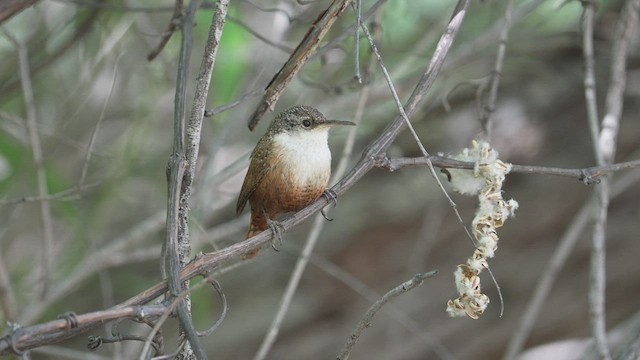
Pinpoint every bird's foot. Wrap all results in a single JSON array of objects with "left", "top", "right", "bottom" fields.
[
  {"left": 57, "top": 312, "right": 79, "bottom": 329},
  {"left": 266, "top": 218, "right": 285, "bottom": 252},
  {"left": 320, "top": 189, "right": 337, "bottom": 221},
  {"left": 322, "top": 189, "right": 338, "bottom": 208}
]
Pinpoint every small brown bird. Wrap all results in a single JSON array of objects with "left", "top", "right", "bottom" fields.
[{"left": 236, "top": 106, "right": 354, "bottom": 254}]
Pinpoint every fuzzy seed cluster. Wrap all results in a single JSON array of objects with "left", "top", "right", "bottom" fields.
[{"left": 446, "top": 140, "right": 518, "bottom": 319}]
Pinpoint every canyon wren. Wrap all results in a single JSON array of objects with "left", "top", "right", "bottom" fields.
[{"left": 236, "top": 106, "right": 355, "bottom": 253}]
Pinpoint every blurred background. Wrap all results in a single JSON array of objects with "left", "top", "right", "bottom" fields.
[{"left": 1, "top": 0, "right": 639, "bottom": 359}]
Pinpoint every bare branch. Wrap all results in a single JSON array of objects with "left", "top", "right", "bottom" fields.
[
  {"left": 203, "top": 89, "right": 262, "bottom": 117},
  {"left": 588, "top": 0, "right": 639, "bottom": 357},
  {"left": 478, "top": 0, "right": 514, "bottom": 139},
  {"left": 582, "top": 0, "right": 600, "bottom": 160},
  {"left": 2, "top": 304, "right": 170, "bottom": 355},
  {"left": 138, "top": 276, "right": 227, "bottom": 359},
  {"left": 247, "top": 0, "right": 354, "bottom": 130},
  {"left": 1, "top": 28, "right": 55, "bottom": 299},
  {"left": 196, "top": 279, "right": 227, "bottom": 337},
  {"left": 380, "top": 156, "right": 640, "bottom": 183},
  {"left": 147, "top": 0, "right": 183, "bottom": 61},
  {"left": 0, "top": 226, "right": 18, "bottom": 322},
  {"left": 161, "top": 0, "right": 230, "bottom": 357},
  {"left": 0, "top": 182, "right": 100, "bottom": 206},
  {"left": 227, "top": 14, "right": 293, "bottom": 53},
  {"left": 80, "top": 55, "right": 121, "bottom": 187},
  {"left": 337, "top": 271, "right": 438, "bottom": 360}
]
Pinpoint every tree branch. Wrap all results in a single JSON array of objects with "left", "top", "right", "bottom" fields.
[
  {"left": 163, "top": 0, "right": 205, "bottom": 358},
  {"left": 588, "top": 0, "right": 638, "bottom": 358},
  {"left": 1, "top": 28, "right": 55, "bottom": 299},
  {"left": 337, "top": 271, "right": 438, "bottom": 360},
  {"left": 247, "top": 0, "right": 354, "bottom": 130},
  {"left": 379, "top": 155, "right": 640, "bottom": 184}
]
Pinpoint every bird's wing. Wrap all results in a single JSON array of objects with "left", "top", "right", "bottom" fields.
[{"left": 236, "top": 138, "right": 272, "bottom": 216}]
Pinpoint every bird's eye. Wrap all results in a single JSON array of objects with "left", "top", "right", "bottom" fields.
[{"left": 302, "top": 119, "right": 312, "bottom": 127}]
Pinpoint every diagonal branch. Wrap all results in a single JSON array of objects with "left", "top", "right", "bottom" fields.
[
  {"left": 247, "top": 0, "right": 354, "bottom": 130},
  {"left": 147, "top": 0, "right": 183, "bottom": 61},
  {"left": 337, "top": 271, "right": 438, "bottom": 360}
]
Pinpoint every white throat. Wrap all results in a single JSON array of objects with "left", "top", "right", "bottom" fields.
[{"left": 272, "top": 129, "right": 332, "bottom": 182}]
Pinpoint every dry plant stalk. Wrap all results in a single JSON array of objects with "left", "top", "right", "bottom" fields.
[{"left": 446, "top": 140, "right": 518, "bottom": 319}]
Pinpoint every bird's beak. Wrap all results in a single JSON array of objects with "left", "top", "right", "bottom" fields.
[{"left": 322, "top": 119, "right": 356, "bottom": 127}]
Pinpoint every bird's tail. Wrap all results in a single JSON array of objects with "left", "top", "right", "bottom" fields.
[{"left": 242, "top": 212, "right": 268, "bottom": 259}]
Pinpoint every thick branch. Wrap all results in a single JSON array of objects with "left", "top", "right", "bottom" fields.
[
  {"left": 0, "top": 304, "right": 170, "bottom": 355},
  {"left": 163, "top": 0, "right": 206, "bottom": 359}
]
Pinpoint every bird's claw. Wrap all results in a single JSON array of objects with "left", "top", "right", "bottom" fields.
[
  {"left": 320, "top": 189, "right": 337, "bottom": 221},
  {"left": 322, "top": 189, "right": 338, "bottom": 208},
  {"left": 57, "top": 312, "right": 79, "bottom": 329},
  {"left": 266, "top": 218, "right": 285, "bottom": 251},
  {"left": 320, "top": 209, "right": 333, "bottom": 221}
]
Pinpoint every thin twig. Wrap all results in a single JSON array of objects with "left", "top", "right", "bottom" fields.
[
  {"left": 49, "top": 0, "right": 175, "bottom": 12},
  {"left": 337, "top": 271, "right": 438, "bottom": 360},
  {"left": 1, "top": 29, "right": 56, "bottom": 300},
  {"left": 80, "top": 54, "right": 122, "bottom": 187},
  {"left": 136, "top": 288, "right": 188, "bottom": 360},
  {"left": 353, "top": 0, "right": 362, "bottom": 83},
  {"left": 227, "top": 15, "right": 293, "bottom": 53},
  {"left": 380, "top": 156, "right": 640, "bottom": 183},
  {"left": 138, "top": 275, "right": 226, "bottom": 359},
  {"left": 581, "top": 0, "right": 600, "bottom": 162},
  {"left": 243, "top": 0, "right": 296, "bottom": 23},
  {"left": 196, "top": 279, "right": 227, "bottom": 337},
  {"left": 31, "top": 345, "right": 110, "bottom": 360},
  {"left": 147, "top": 0, "right": 183, "bottom": 61},
  {"left": 311, "top": 0, "right": 388, "bottom": 64},
  {"left": 479, "top": 0, "right": 513, "bottom": 139},
  {"left": 0, "top": 213, "right": 18, "bottom": 322},
  {"left": 0, "top": 182, "right": 100, "bottom": 206},
  {"left": 296, "top": 247, "right": 454, "bottom": 359},
  {"left": 358, "top": 11, "right": 470, "bottom": 231},
  {"left": 203, "top": 89, "right": 263, "bottom": 117}
]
